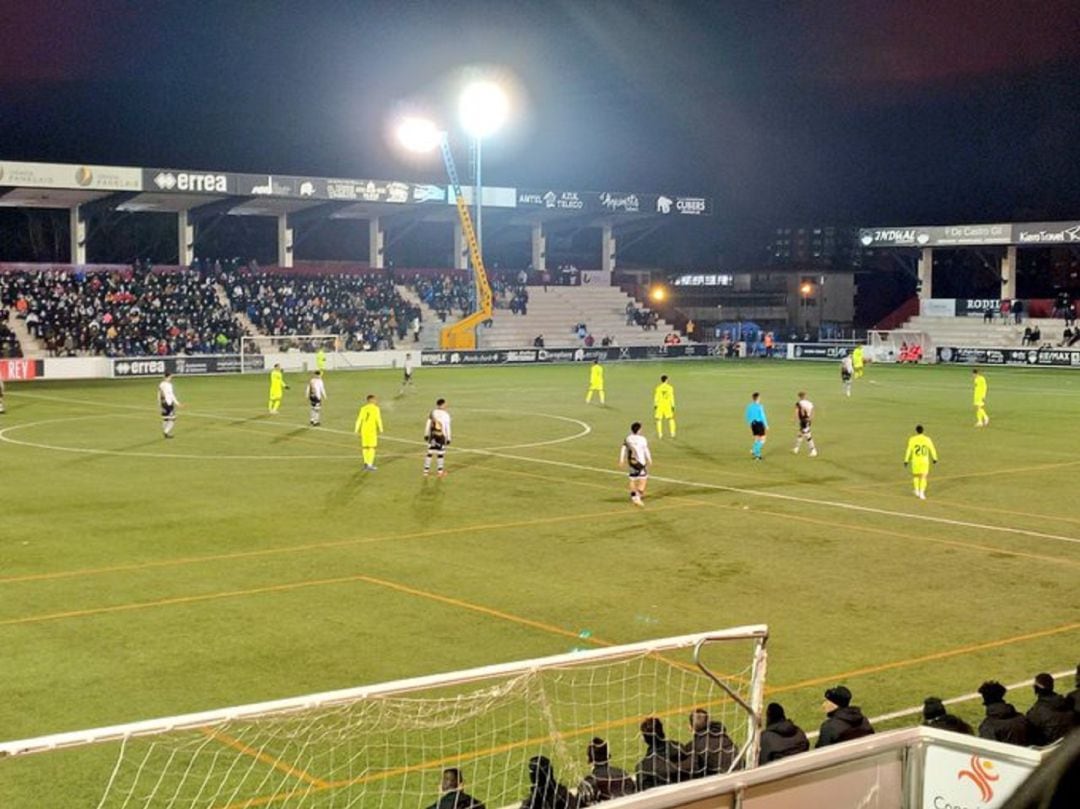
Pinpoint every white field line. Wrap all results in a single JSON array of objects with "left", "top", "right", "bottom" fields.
[
  {"left": 9, "top": 391, "right": 1080, "bottom": 548},
  {"left": 805, "top": 669, "right": 1075, "bottom": 740}
]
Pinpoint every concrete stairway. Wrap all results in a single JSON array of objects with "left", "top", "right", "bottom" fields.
[
  {"left": 214, "top": 282, "right": 257, "bottom": 336},
  {"left": 394, "top": 285, "right": 442, "bottom": 350},
  {"left": 900, "top": 315, "right": 1073, "bottom": 348},
  {"left": 478, "top": 285, "right": 676, "bottom": 349},
  {"left": 3, "top": 313, "right": 47, "bottom": 358}
]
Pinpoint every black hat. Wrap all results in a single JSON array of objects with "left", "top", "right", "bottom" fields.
[
  {"left": 923, "top": 697, "right": 946, "bottom": 721},
  {"left": 766, "top": 702, "right": 786, "bottom": 725},
  {"left": 978, "top": 681, "right": 1007, "bottom": 705},
  {"left": 825, "top": 686, "right": 852, "bottom": 708}
]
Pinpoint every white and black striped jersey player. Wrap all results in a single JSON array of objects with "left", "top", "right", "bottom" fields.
[
  {"left": 306, "top": 371, "right": 327, "bottom": 426},
  {"left": 158, "top": 373, "right": 180, "bottom": 438},
  {"left": 423, "top": 398, "right": 452, "bottom": 477},
  {"left": 618, "top": 421, "right": 652, "bottom": 506},
  {"left": 792, "top": 392, "right": 817, "bottom": 457}
]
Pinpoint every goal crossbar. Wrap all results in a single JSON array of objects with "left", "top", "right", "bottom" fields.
[{"left": 0, "top": 625, "right": 768, "bottom": 759}]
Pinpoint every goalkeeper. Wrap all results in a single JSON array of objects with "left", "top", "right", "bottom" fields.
[
  {"left": 268, "top": 363, "right": 288, "bottom": 414},
  {"left": 354, "top": 394, "right": 383, "bottom": 471}
]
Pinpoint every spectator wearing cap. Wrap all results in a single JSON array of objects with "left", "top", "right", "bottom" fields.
[
  {"left": 922, "top": 697, "right": 973, "bottom": 735},
  {"left": 1025, "top": 673, "right": 1077, "bottom": 746},
  {"left": 977, "top": 681, "right": 1031, "bottom": 746},
  {"left": 424, "top": 768, "right": 485, "bottom": 809},
  {"left": 758, "top": 702, "right": 809, "bottom": 765},
  {"left": 816, "top": 686, "right": 874, "bottom": 748},
  {"left": 576, "top": 738, "right": 635, "bottom": 805},
  {"left": 635, "top": 717, "right": 689, "bottom": 791}
]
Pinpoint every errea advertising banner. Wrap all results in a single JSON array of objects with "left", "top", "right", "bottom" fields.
[{"left": 922, "top": 747, "right": 1034, "bottom": 809}]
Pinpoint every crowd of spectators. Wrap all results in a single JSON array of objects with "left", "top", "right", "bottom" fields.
[
  {"left": 0, "top": 307, "right": 21, "bottom": 358},
  {"left": 410, "top": 273, "right": 473, "bottom": 322},
  {"left": 222, "top": 270, "right": 417, "bottom": 351},
  {"left": 625, "top": 301, "right": 659, "bottom": 330},
  {"left": 423, "top": 668, "right": 1078, "bottom": 809},
  {"left": 0, "top": 265, "right": 242, "bottom": 357}
]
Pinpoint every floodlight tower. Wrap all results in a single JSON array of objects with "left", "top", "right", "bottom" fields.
[{"left": 458, "top": 80, "right": 508, "bottom": 260}]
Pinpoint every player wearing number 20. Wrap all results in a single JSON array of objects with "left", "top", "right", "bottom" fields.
[{"left": 903, "top": 425, "right": 938, "bottom": 500}]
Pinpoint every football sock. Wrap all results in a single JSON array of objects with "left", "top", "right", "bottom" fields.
[
  {"left": 599, "top": 391, "right": 605, "bottom": 404},
  {"left": 668, "top": 419, "right": 676, "bottom": 437},
  {"left": 362, "top": 448, "right": 375, "bottom": 466},
  {"left": 752, "top": 439, "right": 762, "bottom": 457},
  {"left": 423, "top": 454, "right": 432, "bottom": 473}
]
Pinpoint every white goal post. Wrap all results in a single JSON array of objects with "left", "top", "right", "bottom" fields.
[
  {"left": 867, "top": 330, "right": 935, "bottom": 364},
  {"left": 0, "top": 626, "right": 768, "bottom": 809},
  {"left": 240, "top": 333, "right": 342, "bottom": 373}
]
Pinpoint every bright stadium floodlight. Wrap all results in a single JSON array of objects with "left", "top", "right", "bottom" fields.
[
  {"left": 397, "top": 116, "right": 443, "bottom": 153},
  {"left": 459, "top": 81, "right": 509, "bottom": 139}
]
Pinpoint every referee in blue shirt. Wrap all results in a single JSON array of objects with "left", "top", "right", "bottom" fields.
[{"left": 745, "top": 392, "right": 769, "bottom": 460}]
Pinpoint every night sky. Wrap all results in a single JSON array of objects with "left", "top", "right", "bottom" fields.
[{"left": 3, "top": 0, "right": 1080, "bottom": 263}]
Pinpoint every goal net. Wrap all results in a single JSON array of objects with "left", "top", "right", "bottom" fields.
[
  {"left": 867, "top": 330, "right": 934, "bottom": 364},
  {"left": 240, "top": 334, "right": 342, "bottom": 373},
  {"left": 1, "top": 626, "right": 767, "bottom": 809}
]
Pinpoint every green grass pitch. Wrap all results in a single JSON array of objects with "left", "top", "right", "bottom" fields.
[{"left": 1, "top": 359, "right": 1078, "bottom": 807}]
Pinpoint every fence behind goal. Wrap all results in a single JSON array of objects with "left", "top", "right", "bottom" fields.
[{"left": 0, "top": 626, "right": 767, "bottom": 809}]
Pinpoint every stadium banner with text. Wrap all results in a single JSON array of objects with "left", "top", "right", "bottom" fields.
[
  {"left": 111, "top": 355, "right": 263, "bottom": 378},
  {"left": 936, "top": 346, "right": 1080, "bottom": 368},
  {"left": 0, "top": 160, "right": 143, "bottom": 192},
  {"left": 954, "top": 298, "right": 1001, "bottom": 317},
  {"left": 515, "top": 189, "right": 712, "bottom": 217},
  {"left": 1012, "top": 220, "right": 1080, "bottom": 245},
  {"left": 421, "top": 344, "right": 713, "bottom": 366},
  {"left": 786, "top": 344, "right": 852, "bottom": 361},
  {"left": 859, "top": 223, "right": 1012, "bottom": 248},
  {"left": 0, "top": 358, "right": 44, "bottom": 381},
  {"left": 919, "top": 298, "right": 957, "bottom": 317}
]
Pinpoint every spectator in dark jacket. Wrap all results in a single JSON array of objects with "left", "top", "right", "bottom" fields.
[
  {"left": 520, "top": 756, "right": 574, "bottom": 809},
  {"left": 1025, "top": 673, "right": 1077, "bottom": 746},
  {"left": 635, "top": 717, "right": 689, "bottom": 791},
  {"left": 683, "top": 708, "right": 738, "bottom": 777},
  {"left": 576, "top": 738, "right": 635, "bottom": 805},
  {"left": 978, "top": 681, "right": 1031, "bottom": 746},
  {"left": 425, "top": 768, "right": 485, "bottom": 809},
  {"left": 816, "top": 686, "right": 874, "bottom": 748},
  {"left": 922, "top": 697, "right": 973, "bottom": 735},
  {"left": 759, "top": 702, "right": 809, "bottom": 764},
  {"left": 1067, "top": 664, "right": 1080, "bottom": 714}
]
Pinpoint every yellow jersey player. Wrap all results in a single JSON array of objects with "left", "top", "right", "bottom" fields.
[
  {"left": 972, "top": 368, "right": 989, "bottom": 426},
  {"left": 355, "top": 394, "right": 384, "bottom": 471},
  {"left": 315, "top": 346, "right": 328, "bottom": 374},
  {"left": 586, "top": 359, "right": 605, "bottom": 405},
  {"left": 903, "top": 424, "right": 938, "bottom": 500},
  {"left": 653, "top": 374, "right": 676, "bottom": 438},
  {"left": 852, "top": 345, "right": 865, "bottom": 378},
  {"left": 268, "top": 363, "right": 288, "bottom": 414}
]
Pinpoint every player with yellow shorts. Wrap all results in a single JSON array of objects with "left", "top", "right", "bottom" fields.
[
  {"left": 852, "top": 345, "right": 865, "bottom": 379},
  {"left": 586, "top": 359, "right": 605, "bottom": 405},
  {"left": 355, "top": 394, "right": 384, "bottom": 471},
  {"left": 268, "top": 363, "right": 288, "bottom": 413},
  {"left": 903, "top": 424, "right": 938, "bottom": 500},
  {"left": 653, "top": 374, "right": 676, "bottom": 438},
  {"left": 972, "top": 368, "right": 989, "bottom": 427}
]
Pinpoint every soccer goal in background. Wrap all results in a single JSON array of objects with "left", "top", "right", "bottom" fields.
[
  {"left": 867, "top": 330, "right": 934, "bottom": 364},
  {"left": 0, "top": 626, "right": 768, "bottom": 809},
  {"left": 240, "top": 334, "right": 342, "bottom": 373}
]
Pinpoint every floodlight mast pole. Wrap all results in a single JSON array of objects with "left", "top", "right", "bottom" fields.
[{"left": 474, "top": 135, "right": 483, "bottom": 272}]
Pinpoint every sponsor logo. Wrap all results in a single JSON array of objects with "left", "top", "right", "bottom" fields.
[
  {"left": 543, "top": 191, "right": 557, "bottom": 208},
  {"left": 676, "top": 197, "right": 707, "bottom": 215},
  {"left": 957, "top": 755, "right": 999, "bottom": 803},
  {"left": 657, "top": 195, "right": 673, "bottom": 214},
  {"left": 299, "top": 181, "right": 315, "bottom": 197},
  {"left": 0, "top": 358, "right": 41, "bottom": 380},
  {"left": 114, "top": 359, "right": 167, "bottom": 377},
  {"left": 505, "top": 350, "right": 537, "bottom": 362},
  {"left": 154, "top": 172, "right": 228, "bottom": 193},
  {"left": 518, "top": 191, "right": 545, "bottom": 206},
  {"left": 387, "top": 182, "right": 409, "bottom": 203},
  {"left": 325, "top": 179, "right": 409, "bottom": 203},
  {"left": 250, "top": 176, "right": 295, "bottom": 196},
  {"left": 540, "top": 191, "right": 583, "bottom": 210},
  {"left": 413, "top": 184, "right": 445, "bottom": 203},
  {"left": 75, "top": 166, "right": 93, "bottom": 186},
  {"left": 1016, "top": 224, "right": 1080, "bottom": 244},
  {"left": 964, "top": 299, "right": 1000, "bottom": 311},
  {"left": 860, "top": 233, "right": 874, "bottom": 246},
  {"left": 618, "top": 347, "right": 631, "bottom": 360},
  {"left": 599, "top": 192, "right": 640, "bottom": 213}
]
